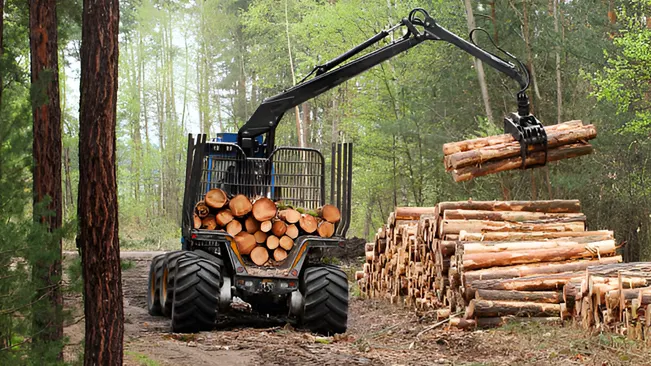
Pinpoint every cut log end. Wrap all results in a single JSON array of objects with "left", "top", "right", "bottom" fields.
[
  {"left": 200, "top": 215, "right": 216, "bottom": 230},
  {"left": 254, "top": 230, "right": 268, "bottom": 244},
  {"left": 318, "top": 205, "right": 341, "bottom": 223},
  {"left": 252, "top": 198, "right": 277, "bottom": 221},
  {"left": 195, "top": 201, "right": 210, "bottom": 218},
  {"left": 299, "top": 214, "right": 318, "bottom": 233},
  {"left": 272, "top": 220, "right": 287, "bottom": 237},
  {"left": 267, "top": 235, "right": 280, "bottom": 250},
  {"left": 234, "top": 232, "right": 256, "bottom": 255},
  {"left": 279, "top": 235, "right": 294, "bottom": 251},
  {"left": 317, "top": 221, "right": 335, "bottom": 238},
  {"left": 274, "top": 248, "right": 288, "bottom": 262},
  {"left": 230, "top": 194, "right": 253, "bottom": 217},
  {"left": 260, "top": 220, "right": 273, "bottom": 233},
  {"left": 285, "top": 224, "right": 299, "bottom": 239},
  {"left": 205, "top": 188, "right": 228, "bottom": 209},
  {"left": 250, "top": 246, "right": 269, "bottom": 266},
  {"left": 216, "top": 209, "right": 234, "bottom": 227},
  {"left": 279, "top": 209, "right": 301, "bottom": 224},
  {"left": 226, "top": 220, "right": 242, "bottom": 236},
  {"left": 244, "top": 216, "right": 260, "bottom": 234}
]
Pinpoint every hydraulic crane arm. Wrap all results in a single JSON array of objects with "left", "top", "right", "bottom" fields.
[{"left": 239, "top": 8, "right": 546, "bottom": 166}]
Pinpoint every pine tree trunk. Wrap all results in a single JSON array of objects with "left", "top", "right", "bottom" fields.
[
  {"left": 553, "top": 0, "right": 563, "bottom": 123},
  {"left": 29, "top": 1, "right": 63, "bottom": 359},
  {"left": 463, "top": 0, "right": 494, "bottom": 125},
  {"left": 78, "top": 0, "right": 123, "bottom": 364}
]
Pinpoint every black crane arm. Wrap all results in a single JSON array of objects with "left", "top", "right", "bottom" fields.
[{"left": 239, "top": 8, "right": 546, "bottom": 166}]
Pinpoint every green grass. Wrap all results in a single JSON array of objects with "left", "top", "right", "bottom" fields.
[
  {"left": 121, "top": 259, "right": 136, "bottom": 271},
  {"left": 125, "top": 351, "right": 161, "bottom": 366}
]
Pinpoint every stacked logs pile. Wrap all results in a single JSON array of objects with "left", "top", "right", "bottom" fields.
[
  {"left": 563, "top": 263, "right": 651, "bottom": 340},
  {"left": 193, "top": 188, "right": 340, "bottom": 266},
  {"left": 443, "top": 120, "right": 597, "bottom": 182}
]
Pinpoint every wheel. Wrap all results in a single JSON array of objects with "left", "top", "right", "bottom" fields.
[
  {"left": 171, "top": 256, "right": 221, "bottom": 333},
  {"left": 159, "top": 251, "right": 199, "bottom": 317},
  {"left": 300, "top": 264, "right": 349, "bottom": 335},
  {"left": 147, "top": 254, "right": 166, "bottom": 315}
]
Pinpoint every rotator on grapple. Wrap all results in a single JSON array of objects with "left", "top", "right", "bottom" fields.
[{"left": 146, "top": 8, "right": 548, "bottom": 335}]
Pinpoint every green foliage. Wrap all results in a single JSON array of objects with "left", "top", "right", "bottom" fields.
[{"left": 121, "top": 260, "right": 137, "bottom": 271}]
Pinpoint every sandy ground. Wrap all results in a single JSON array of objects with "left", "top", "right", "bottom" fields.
[{"left": 64, "top": 252, "right": 651, "bottom": 366}]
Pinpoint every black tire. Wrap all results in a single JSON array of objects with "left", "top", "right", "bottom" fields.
[
  {"left": 171, "top": 256, "right": 221, "bottom": 333},
  {"left": 147, "top": 254, "right": 165, "bottom": 315},
  {"left": 159, "top": 251, "right": 200, "bottom": 317},
  {"left": 300, "top": 264, "right": 349, "bottom": 335}
]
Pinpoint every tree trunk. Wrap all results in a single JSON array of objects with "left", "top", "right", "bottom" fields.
[
  {"left": 463, "top": 0, "right": 494, "bottom": 125},
  {"left": 461, "top": 240, "right": 615, "bottom": 270},
  {"left": 463, "top": 256, "right": 621, "bottom": 283},
  {"left": 441, "top": 218, "right": 585, "bottom": 236},
  {"left": 443, "top": 210, "right": 586, "bottom": 223},
  {"left": 466, "top": 299, "right": 561, "bottom": 318},
  {"left": 465, "top": 271, "right": 584, "bottom": 293},
  {"left": 442, "top": 120, "right": 582, "bottom": 155},
  {"left": 78, "top": 0, "right": 123, "bottom": 364},
  {"left": 458, "top": 230, "right": 612, "bottom": 242},
  {"left": 553, "top": 0, "right": 563, "bottom": 123},
  {"left": 475, "top": 289, "right": 563, "bottom": 304},
  {"left": 522, "top": 0, "right": 543, "bottom": 101},
  {"left": 29, "top": 1, "right": 63, "bottom": 360},
  {"left": 439, "top": 199, "right": 581, "bottom": 214},
  {"left": 460, "top": 237, "right": 613, "bottom": 255},
  {"left": 450, "top": 143, "right": 593, "bottom": 182}
]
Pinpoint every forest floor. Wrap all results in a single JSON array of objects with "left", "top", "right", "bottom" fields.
[{"left": 63, "top": 252, "right": 651, "bottom": 366}]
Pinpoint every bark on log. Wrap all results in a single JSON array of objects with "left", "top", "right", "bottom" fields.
[
  {"left": 584, "top": 262, "right": 651, "bottom": 280},
  {"left": 229, "top": 194, "right": 253, "bottom": 217},
  {"left": 394, "top": 207, "right": 438, "bottom": 221},
  {"left": 443, "top": 210, "right": 586, "bottom": 223},
  {"left": 442, "top": 120, "right": 583, "bottom": 155},
  {"left": 195, "top": 201, "right": 210, "bottom": 218},
  {"left": 442, "top": 219, "right": 585, "bottom": 236},
  {"left": 279, "top": 235, "right": 294, "bottom": 251},
  {"left": 274, "top": 248, "right": 288, "bottom": 262},
  {"left": 299, "top": 214, "right": 318, "bottom": 233},
  {"left": 461, "top": 240, "right": 615, "bottom": 270},
  {"left": 260, "top": 220, "right": 272, "bottom": 233},
  {"left": 317, "top": 204, "right": 341, "bottom": 223},
  {"left": 475, "top": 289, "right": 563, "bottom": 304},
  {"left": 451, "top": 143, "right": 594, "bottom": 182},
  {"left": 272, "top": 220, "right": 287, "bottom": 237},
  {"left": 285, "top": 224, "right": 299, "bottom": 239},
  {"left": 461, "top": 237, "right": 613, "bottom": 255},
  {"left": 201, "top": 215, "right": 217, "bottom": 230},
  {"left": 216, "top": 209, "right": 234, "bottom": 227},
  {"left": 445, "top": 124, "right": 597, "bottom": 170},
  {"left": 438, "top": 199, "right": 582, "bottom": 214},
  {"left": 226, "top": 220, "right": 242, "bottom": 236},
  {"left": 244, "top": 217, "right": 260, "bottom": 234},
  {"left": 266, "top": 235, "right": 280, "bottom": 250},
  {"left": 466, "top": 299, "right": 561, "bottom": 318},
  {"left": 254, "top": 230, "right": 268, "bottom": 244},
  {"left": 252, "top": 198, "right": 277, "bottom": 221},
  {"left": 466, "top": 271, "right": 584, "bottom": 293},
  {"left": 279, "top": 209, "right": 301, "bottom": 224},
  {"left": 205, "top": 188, "right": 228, "bottom": 209},
  {"left": 458, "top": 230, "right": 612, "bottom": 242},
  {"left": 317, "top": 221, "right": 335, "bottom": 238},
  {"left": 250, "top": 246, "right": 269, "bottom": 266},
  {"left": 234, "top": 232, "right": 256, "bottom": 255},
  {"left": 463, "top": 256, "right": 622, "bottom": 283}
]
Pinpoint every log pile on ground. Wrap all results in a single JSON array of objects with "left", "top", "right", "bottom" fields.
[
  {"left": 442, "top": 121, "right": 597, "bottom": 182},
  {"left": 194, "top": 188, "right": 341, "bottom": 266}
]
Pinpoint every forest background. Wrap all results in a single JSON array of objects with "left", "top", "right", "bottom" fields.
[{"left": 2, "top": 0, "right": 651, "bottom": 262}]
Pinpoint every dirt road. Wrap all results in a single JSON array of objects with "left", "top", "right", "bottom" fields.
[{"left": 65, "top": 252, "right": 649, "bottom": 366}]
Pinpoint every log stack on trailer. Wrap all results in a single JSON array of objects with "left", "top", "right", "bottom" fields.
[{"left": 194, "top": 188, "right": 341, "bottom": 266}]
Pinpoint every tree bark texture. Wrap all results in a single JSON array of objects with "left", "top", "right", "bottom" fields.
[
  {"left": 78, "top": 0, "right": 123, "bottom": 364},
  {"left": 29, "top": 0, "right": 63, "bottom": 358}
]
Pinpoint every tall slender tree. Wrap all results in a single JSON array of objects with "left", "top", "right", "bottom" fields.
[
  {"left": 29, "top": 0, "right": 63, "bottom": 360},
  {"left": 0, "top": 0, "right": 4, "bottom": 108},
  {"left": 78, "top": 0, "right": 123, "bottom": 364}
]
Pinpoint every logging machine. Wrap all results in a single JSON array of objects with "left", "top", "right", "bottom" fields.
[{"left": 146, "top": 8, "right": 547, "bottom": 334}]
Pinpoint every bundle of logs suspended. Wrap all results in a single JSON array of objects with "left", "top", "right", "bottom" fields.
[
  {"left": 357, "top": 199, "right": 651, "bottom": 337},
  {"left": 442, "top": 120, "right": 597, "bottom": 182},
  {"left": 194, "top": 188, "right": 340, "bottom": 266}
]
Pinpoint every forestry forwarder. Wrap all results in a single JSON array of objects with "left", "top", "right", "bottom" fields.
[{"left": 146, "top": 8, "right": 548, "bottom": 335}]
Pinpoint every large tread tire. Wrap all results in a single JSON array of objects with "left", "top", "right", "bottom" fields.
[
  {"left": 300, "top": 264, "right": 349, "bottom": 335},
  {"left": 147, "top": 254, "right": 166, "bottom": 315},
  {"left": 171, "top": 257, "right": 221, "bottom": 333},
  {"left": 159, "top": 251, "right": 200, "bottom": 317}
]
